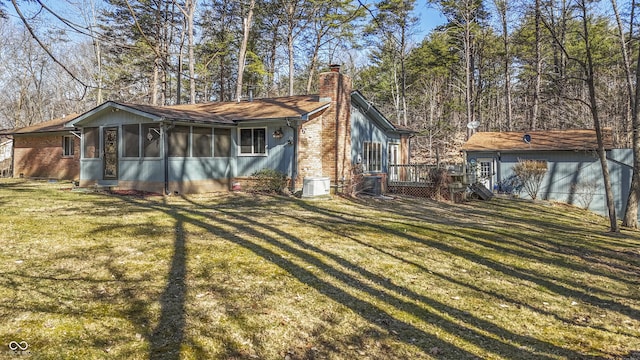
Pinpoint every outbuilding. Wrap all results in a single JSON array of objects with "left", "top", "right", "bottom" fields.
[{"left": 462, "top": 129, "right": 634, "bottom": 218}]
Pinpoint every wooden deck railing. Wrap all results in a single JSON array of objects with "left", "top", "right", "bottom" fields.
[
  {"left": 388, "top": 164, "right": 466, "bottom": 186},
  {"left": 388, "top": 164, "right": 435, "bottom": 185}
]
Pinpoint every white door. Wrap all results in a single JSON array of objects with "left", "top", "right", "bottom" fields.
[
  {"left": 388, "top": 143, "right": 399, "bottom": 181},
  {"left": 477, "top": 158, "right": 494, "bottom": 190}
]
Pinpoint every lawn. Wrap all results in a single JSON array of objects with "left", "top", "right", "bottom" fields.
[{"left": 0, "top": 179, "right": 639, "bottom": 360}]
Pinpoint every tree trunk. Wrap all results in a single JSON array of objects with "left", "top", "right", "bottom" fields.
[
  {"left": 267, "top": 20, "right": 280, "bottom": 97},
  {"left": 580, "top": 0, "right": 619, "bottom": 232},
  {"left": 400, "top": 21, "right": 408, "bottom": 127},
  {"left": 288, "top": 33, "right": 294, "bottom": 96},
  {"left": 464, "top": 13, "right": 474, "bottom": 139},
  {"left": 176, "top": 33, "right": 184, "bottom": 104},
  {"left": 152, "top": 57, "right": 160, "bottom": 105},
  {"left": 496, "top": 0, "right": 512, "bottom": 131},
  {"left": 305, "top": 32, "right": 321, "bottom": 95},
  {"left": 286, "top": 2, "right": 295, "bottom": 97},
  {"left": 619, "top": 0, "right": 640, "bottom": 228},
  {"left": 186, "top": 0, "right": 196, "bottom": 104},
  {"left": 532, "top": 0, "right": 541, "bottom": 130},
  {"left": 235, "top": 0, "right": 256, "bottom": 102}
]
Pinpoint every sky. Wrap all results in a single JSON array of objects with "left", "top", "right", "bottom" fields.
[
  {"left": 5, "top": 0, "right": 448, "bottom": 44},
  {"left": 414, "top": 2, "right": 447, "bottom": 38}
]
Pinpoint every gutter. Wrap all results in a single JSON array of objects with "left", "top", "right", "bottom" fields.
[{"left": 303, "top": 103, "right": 330, "bottom": 121}]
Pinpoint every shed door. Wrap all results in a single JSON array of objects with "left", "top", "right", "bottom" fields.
[
  {"left": 103, "top": 127, "right": 118, "bottom": 180},
  {"left": 477, "top": 158, "right": 494, "bottom": 190}
]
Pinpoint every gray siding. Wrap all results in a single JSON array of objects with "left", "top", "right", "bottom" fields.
[
  {"left": 351, "top": 106, "right": 400, "bottom": 173},
  {"left": 467, "top": 149, "right": 637, "bottom": 220},
  {"left": 235, "top": 123, "right": 295, "bottom": 176}
]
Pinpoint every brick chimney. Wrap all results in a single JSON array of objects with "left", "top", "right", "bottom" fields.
[{"left": 318, "top": 65, "right": 352, "bottom": 187}]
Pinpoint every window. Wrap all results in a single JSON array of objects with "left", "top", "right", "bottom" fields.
[
  {"left": 83, "top": 127, "right": 99, "bottom": 158},
  {"left": 168, "top": 126, "right": 190, "bottom": 157},
  {"left": 142, "top": 124, "right": 161, "bottom": 157},
  {"left": 239, "top": 128, "right": 266, "bottom": 155},
  {"left": 63, "top": 135, "right": 75, "bottom": 157},
  {"left": 123, "top": 124, "right": 140, "bottom": 158},
  {"left": 214, "top": 128, "right": 231, "bottom": 157},
  {"left": 363, "top": 142, "right": 382, "bottom": 172},
  {"left": 192, "top": 127, "right": 212, "bottom": 157}
]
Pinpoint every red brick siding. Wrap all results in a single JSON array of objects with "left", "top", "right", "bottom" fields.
[
  {"left": 318, "top": 71, "right": 352, "bottom": 186},
  {"left": 298, "top": 117, "right": 324, "bottom": 181},
  {"left": 13, "top": 134, "right": 80, "bottom": 180}
]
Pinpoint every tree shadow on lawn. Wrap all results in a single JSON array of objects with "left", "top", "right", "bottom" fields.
[
  {"left": 266, "top": 202, "right": 637, "bottom": 332},
  {"left": 23, "top": 191, "right": 631, "bottom": 359},
  {"left": 109, "top": 192, "right": 621, "bottom": 360},
  {"left": 349, "top": 196, "right": 640, "bottom": 288},
  {"left": 287, "top": 196, "right": 640, "bottom": 335}
]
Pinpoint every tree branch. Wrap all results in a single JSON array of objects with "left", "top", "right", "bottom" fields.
[{"left": 11, "top": 0, "right": 89, "bottom": 100}]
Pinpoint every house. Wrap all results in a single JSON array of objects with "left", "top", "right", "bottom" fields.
[
  {"left": 0, "top": 134, "right": 12, "bottom": 177},
  {"left": 462, "top": 129, "right": 635, "bottom": 219},
  {"left": 65, "top": 66, "right": 413, "bottom": 195},
  {"left": 3, "top": 115, "right": 81, "bottom": 181}
]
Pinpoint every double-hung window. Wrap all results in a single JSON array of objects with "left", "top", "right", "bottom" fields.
[
  {"left": 363, "top": 142, "right": 382, "bottom": 172},
  {"left": 239, "top": 128, "right": 266, "bottom": 155},
  {"left": 62, "top": 135, "right": 75, "bottom": 157}
]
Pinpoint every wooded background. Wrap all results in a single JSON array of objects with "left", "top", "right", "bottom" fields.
[{"left": 0, "top": 0, "right": 638, "bottom": 163}]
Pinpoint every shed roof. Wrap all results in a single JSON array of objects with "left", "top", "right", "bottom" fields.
[
  {"left": 69, "top": 95, "right": 331, "bottom": 127},
  {"left": 462, "top": 129, "right": 614, "bottom": 152},
  {"left": 7, "top": 114, "right": 80, "bottom": 135}
]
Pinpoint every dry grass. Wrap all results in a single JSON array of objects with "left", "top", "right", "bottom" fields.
[{"left": 0, "top": 179, "right": 639, "bottom": 359}]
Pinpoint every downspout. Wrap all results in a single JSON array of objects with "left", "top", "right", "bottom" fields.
[
  {"left": 335, "top": 74, "right": 342, "bottom": 188},
  {"left": 161, "top": 121, "right": 174, "bottom": 195},
  {"left": 287, "top": 118, "right": 299, "bottom": 192},
  {"left": 11, "top": 136, "right": 15, "bottom": 178}
]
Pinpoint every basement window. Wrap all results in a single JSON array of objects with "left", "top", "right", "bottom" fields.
[
  {"left": 239, "top": 128, "right": 266, "bottom": 156},
  {"left": 62, "top": 135, "right": 75, "bottom": 157}
]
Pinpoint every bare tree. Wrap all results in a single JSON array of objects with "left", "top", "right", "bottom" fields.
[
  {"left": 235, "top": 0, "right": 256, "bottom": 101},
  {"left": 494, "top": 0, "right": 513, "bottom": 131},
  {"left": 616, "top": 0, "right": 640, "bottom": 228},
  {"left": 531, "top": 0, "right": 542, "bottom": 130},
  {"left": 577, "top": 0, "right": 618, "bottom": 231}
]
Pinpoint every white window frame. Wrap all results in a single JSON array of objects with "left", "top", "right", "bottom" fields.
[
  {"left": 363, "top": 141, "right": 382, "bottom": 172},
  {"left": 62, "top": 135, "right": 75, "bottom": 157},
  {"left": 238, "top": 127, "right": 267, "bottom": 156}
]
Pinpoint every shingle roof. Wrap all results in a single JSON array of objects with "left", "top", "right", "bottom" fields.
[
  {"left": 111, "top": 95, "right": 330, "bottom": 124},
  {"left": 8, "top": 114, "right": 80, "bottom": 135},
  {"left": 462, "top": 129, "right": 614, "bottom": 151}
]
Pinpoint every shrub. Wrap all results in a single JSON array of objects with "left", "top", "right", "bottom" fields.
[
  {"left": 251, "top": 169, "right": 288, "bottom": 194},
  {"left": 570, "top": 180, "right": 598, "bottom": 209},
  {"left": 512, "top": 160, "right": 548, "bottom": 200},
  {"left": 428, "top": 168, "right": 452, "bottom": 201},
  {"left": 496, "top": 174, "right": 524, "bottom": 195}
]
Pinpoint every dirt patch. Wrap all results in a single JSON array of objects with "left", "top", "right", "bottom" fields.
[{"left": 108, "top": 189, "right": 163, "bottom": 198}]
